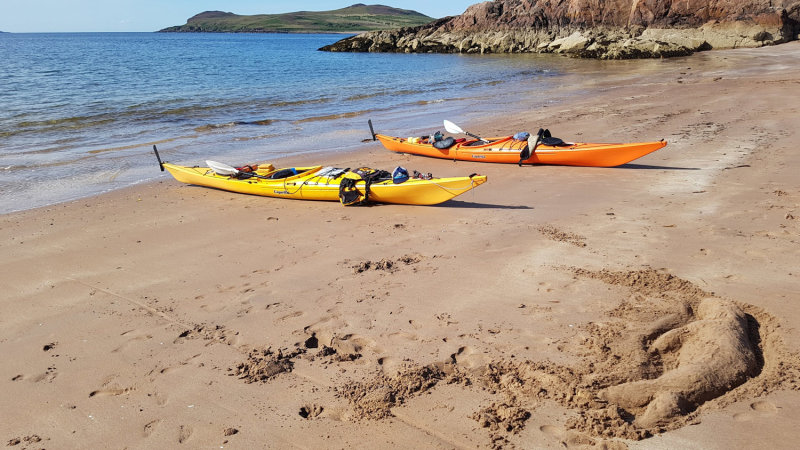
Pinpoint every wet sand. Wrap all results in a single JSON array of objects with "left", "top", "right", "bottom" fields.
[{"left": 2, "top": 42, "right": 799, "bottom": 449}]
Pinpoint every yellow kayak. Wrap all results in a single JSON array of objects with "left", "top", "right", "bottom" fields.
[{"left": 158, "top": 158, "right": 487, "bottom": 206}]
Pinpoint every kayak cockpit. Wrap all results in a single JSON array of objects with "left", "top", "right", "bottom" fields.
[
  {"left": 259, "top": 166, "right": 323, "bottom": 180},
  {"left": 461, "top": 138, "right": 504, "bottom": 147}
]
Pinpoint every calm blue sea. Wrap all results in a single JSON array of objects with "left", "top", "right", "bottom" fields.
[{"left": 0, "top": 32, "right": 577, "bottom": 213}]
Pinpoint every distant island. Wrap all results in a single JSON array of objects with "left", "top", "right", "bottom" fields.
[{"left": 159, "top": 3, "right": 434, "bottom": 33}]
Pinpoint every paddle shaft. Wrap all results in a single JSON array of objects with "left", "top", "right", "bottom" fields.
[
  {"left": 465, "top": 131, "right": 483, "bottom": 141},
  {"left": 153, "top": 145, "right": 165, "bottom": 172},
  {"left": 444, "top": 120, "right": 485, "bottom": 142}
]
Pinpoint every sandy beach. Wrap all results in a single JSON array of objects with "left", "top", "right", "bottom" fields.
[{"left": 2, "top": 42, "right": 799, "bottom": 449}]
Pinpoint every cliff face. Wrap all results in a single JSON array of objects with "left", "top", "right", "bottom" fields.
[
  {"left": 320, "top": 0, "right": 800, "bottom": 58},
  {"left": 444, "top": 0, "right": 794, "bottom": 30}
]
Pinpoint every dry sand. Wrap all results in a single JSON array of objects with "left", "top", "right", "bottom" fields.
[{"left": 2, "top": 43, "right": 799, "bottom": 449}]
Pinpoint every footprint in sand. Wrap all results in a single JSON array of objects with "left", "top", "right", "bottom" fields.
[
  {"left": 276, "top": 311, "right": 304, "bottom": 322},
  {"left": 377, "top": 356, "right": 405, "bottom": 375},
  {"left": 450, "top": 346, "right": 485, "bottom": 369},
  {"left": 112, "top": 333, "right": 152, "bottom": 353},
  {"left": 199, "top": 303, "right": 227, "bottom": 313},
  {"left": 178, "top": 425, "right": 193, "bottom": 444},
  {"left": 153, "top": 391, "right": 169, "bottom": 406},
  {"left": 539, "top": 424, "right": 563, "bottom": 438},
  {"left": 319, "top": 406, "right": 351, "bottom": 422},
  {"left": 143, "top": 419, "right": 161, "bottom": 437},
  {"left": 750, "top": 400, "right": 777, "bottom": 413},
  {"left": 387, "top": 331, "right": 419, "bottom": 342},
  {"left": 299, "top": 404, "right": 324, "bottom": 419},
  {"left": 736, "top": 400, "right": 780, "bottom": 421},
  {"left": 89, "top": 387, "right": 132, "bottom": 397},
  {"left": 159, "top": 366, "right": 183, "bottom": 375},
  {"left": 329, "top": 333, "right": 373, "bottom": 356},
  {"left": 236, "top": 305, "right": 253, "bottom": 317},
  {"left": 30, "top": 366, "right": 58, "bottom": 383},
  {"left": 744, "top": 248, "right": 768, "bottom": 258},
  {"left": 538, "top": 423, "right": 595, "bottom": 447},
  {"left": 303, "top": 314, "right": 346, "bottom": 330},
  {"left": 408, "top": 319, "right": 422, "bottom": 330},
  {"left": 539, "top": 424, "right": 596, "bottom": 447}
]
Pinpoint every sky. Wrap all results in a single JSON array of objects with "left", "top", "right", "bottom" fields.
[{"left": 0, "top": 1, "right": 479, "bottom": 32}]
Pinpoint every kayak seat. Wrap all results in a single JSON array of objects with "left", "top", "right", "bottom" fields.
[
  {"left": 541, "top": 136, "right": 570, "bottom": 146},
  {"left": 539, "top": 129, "right": 571, "bottom": 147}
]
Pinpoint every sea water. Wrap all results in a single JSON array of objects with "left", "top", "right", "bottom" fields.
[{"left": 0, "top": 32, "right": 616, "bottom": 214}]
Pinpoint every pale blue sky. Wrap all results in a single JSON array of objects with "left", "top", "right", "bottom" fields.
[{"left": 0, "top": 1, "right": 478, "bottom": 32}]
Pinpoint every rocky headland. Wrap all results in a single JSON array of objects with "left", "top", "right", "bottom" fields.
[{"left": 320, "top": 0, "right": 800, "bottom": 58}]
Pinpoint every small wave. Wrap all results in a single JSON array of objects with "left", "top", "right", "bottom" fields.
[
  {"left": 194, "top": 119, "right": 274, "bottom": 132},
  {"left": 11, "top": 144, "right": 80, "bottom": 157},
  {"left": 344, "top": 89, "right": 424, "bottom": 102},
  {"left": 15, "top": 114, "right": 115, "bottom": 133},
  {"left": 293, "top": 109, "right": 376, "bottom": 124},
  {"left": 247, "top": 119, "right": 274, "bottom": 126},
  {"left": 415, "top": 99, "right": 445, "bottom": 105},
  {"left": 233, "top": 133, "right": 280, "bottom": 142},
  {"left": 465, "top": 79, "right": 506, "bottom": 89},
  {"left": 194, "top": 122, "right": 237, "bottom": 132},
  {"left": 1, "top": 137, "right": 181, "bottom": 171},
  {"left": 159, "top": 104, "right": 226, "bottom": 117},
  {"left": 269, "top": 97, "right": 333, "bottom": 107},
  {"left": 3, "top": 155, "right": 93, "bottom": 172},
  {"left": 87, "top": 137, "right": 180, "bottom": 155}
]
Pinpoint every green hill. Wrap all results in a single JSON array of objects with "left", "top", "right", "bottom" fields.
[{"left": 159, "top": 4, "right": 434, "bottom": 33}]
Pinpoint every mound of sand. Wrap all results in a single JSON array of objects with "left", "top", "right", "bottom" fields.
[
  {"left": 601, "top": 297, "right": 758, "bottom": 428},
  {"left": 333, "top": 268, "right": 800, "bottom": 445}
]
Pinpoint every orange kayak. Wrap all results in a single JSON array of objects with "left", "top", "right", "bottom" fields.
[{"left": 375, "top": 134, "right": 667, "bottom": 167}]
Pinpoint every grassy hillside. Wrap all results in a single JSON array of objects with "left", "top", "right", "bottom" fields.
[{"left": 160, "top": 4, "right": 434, "bottom": 33}]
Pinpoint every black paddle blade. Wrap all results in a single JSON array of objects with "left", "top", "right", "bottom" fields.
[
  {"left": 518, "top": 129, "right": 544, "bottom": 166},
  {"left": 368, "top": 119, "right": 376, "bottom": 141},
  {"left": 153, "top": 145, "right": 164, "bottom": 172},
  {"left": 518, "top": 146, "right": 531, "bottom": 164}
]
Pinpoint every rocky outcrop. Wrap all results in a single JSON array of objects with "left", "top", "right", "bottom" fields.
[{"left": 320, "top": 0, "right": 800, "bottom": 58}]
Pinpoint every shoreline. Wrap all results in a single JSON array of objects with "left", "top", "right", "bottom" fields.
[
  {"left": 1, "top": 32, "right": 580, "bottom": 216},
  {"left": 2, "top": 42, "right": 799, "bottom": 448}
]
